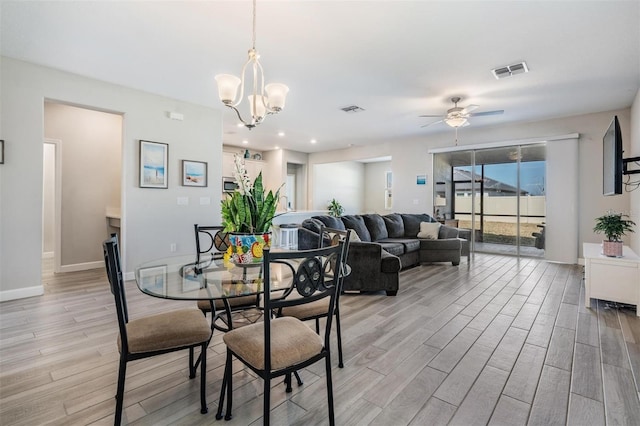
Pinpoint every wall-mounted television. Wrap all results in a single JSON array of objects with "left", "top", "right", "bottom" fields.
[{"left": 603, "top": 115, "right": 623, "bottom": 196}]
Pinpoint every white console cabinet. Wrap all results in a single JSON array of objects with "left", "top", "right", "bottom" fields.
[{"left": 583, "top": 243, "right": 640, "bottom": 315}]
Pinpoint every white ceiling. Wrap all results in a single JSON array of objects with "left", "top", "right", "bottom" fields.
[{"left": 2, "top": 1, "right": 639, "bottom": 154}]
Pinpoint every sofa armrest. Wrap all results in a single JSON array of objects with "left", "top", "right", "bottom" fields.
[
  {"left": 344, "top": 241, "right": 400, "bottom": 292},
  {"left": 457, "top": 228, "right": 471, "bottom": 242},
  {"left": 439, "top": 225, "right": 459, "bottom": 239},
  {"left": 348, "top": 241, "right": 402, "bottom": 274},
  {"left": 297, "top": 227, "right": 320, "bottom": 250}
]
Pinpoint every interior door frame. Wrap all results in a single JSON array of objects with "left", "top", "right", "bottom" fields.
[{"left": 44, "top": 138, "right": 63, "bottom": 273}]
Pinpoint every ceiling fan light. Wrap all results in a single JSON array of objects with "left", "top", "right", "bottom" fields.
[
  {"left": 445, "top": 117, "right": 467, "bottom": 128},
  {"left": 265, "top": 83, "right": 289, "bottom": 111},
  {"left": 215, "top": 74, "right": 241, "bottom": 104}
]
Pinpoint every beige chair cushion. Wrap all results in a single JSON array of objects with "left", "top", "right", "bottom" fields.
[
  {"left": 223, "top": 317, "right": 323, "bottom": 370},
  {"left": 120, "top": 309, "right": 211, "bottom": 354},
  {"left": 280, "top": 298, "right": 329, "bottom": 320},
  {"left": 197, "top": 295, "right": 257, "bottom": 311}
]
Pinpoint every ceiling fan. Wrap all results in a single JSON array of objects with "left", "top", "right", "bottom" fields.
[{"left": 420, "top": 97, "right": 504, "bottom": 129}]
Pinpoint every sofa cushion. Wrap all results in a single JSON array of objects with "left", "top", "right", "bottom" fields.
[
  {"left": 341, "top": 215, "right": 372, "bottom": 242},
  {"left": 313, "top": 215, "right": 346, "bottom": 231},
  {"left": 401, "top": 214, "right": 436, "bottom": 238},
  {"left": 378, "top": 238, "right": 420, "bottom": 253},
  {"left": 363, "top": 214, "right": 388, "bottom": 241},
  {"left": 418, "top": 222, "right": 441, "bottom": 239},
  {"left": 348, "top": 230, "right": 361, "bottom": 242},
  {"left": 383, "top": 213, "right": 404, "bottom": 238},
  {"left": 378, "top": 242, "right": 405, "bottom": 257}
]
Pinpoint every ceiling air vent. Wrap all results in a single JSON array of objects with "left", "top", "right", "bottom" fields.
[
  {"left": 340, "top": 105, "right": 365, "bottom": 113},
  {"left": 491, "top": 61, "right": 529, "bottom": 79}
]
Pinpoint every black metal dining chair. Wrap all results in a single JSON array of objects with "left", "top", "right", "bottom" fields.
[
  {"left": 194, "top": 224, "right": 262, "bottom": 331},
  {"left": 216, "top": 242, "right": 347, "bottom": 425},
  {"left": 103, "top": 234, "right": 212, "bottom": 426},
  {"left": 275, "top": 226, "right": 351, "bottom": 391}
]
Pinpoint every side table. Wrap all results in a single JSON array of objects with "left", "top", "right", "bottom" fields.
[{"left": 583, "top": 242, "right": 640, "bottom": 316}]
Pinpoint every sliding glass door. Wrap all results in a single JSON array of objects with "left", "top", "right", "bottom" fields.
[{"left": 434, "top": 143, "right": 546, "bottom": 258}]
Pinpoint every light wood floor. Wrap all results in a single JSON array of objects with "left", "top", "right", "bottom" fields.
[{"left": 2, "top": 254, "right": 640, "bottom": 425}]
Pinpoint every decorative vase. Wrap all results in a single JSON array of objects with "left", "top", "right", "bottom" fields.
[
  {"left": 602, "top": 240, "right": 623, "bottom": 257},
  {"left": 228, "top": 232, "right": 271, "bottom": 264},
  {"left": 244, "top": 149, "right": 250, "bottom": 159}
]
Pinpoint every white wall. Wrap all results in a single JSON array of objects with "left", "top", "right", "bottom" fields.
[
  {"left": 312, "top": 161, "right": 364, "bottom": 215},
  {"left": 308, "top": 108, "right": 634, "bottom": 261},
  {"left": 44, "top": 102, "right": 122, "bottom": 267},
  {"left": 630, "top": 89, "right": 640, "bottom": 254},
  {"left": 364, "top": 161, "right": 392, "bottom": 214},
  {"left": 0, "top": 57, "right": 223, "bottom": 300}
]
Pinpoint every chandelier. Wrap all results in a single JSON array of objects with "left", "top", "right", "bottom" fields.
[{"left": 215, "top": 0, "right": 289, "bottom": 130}]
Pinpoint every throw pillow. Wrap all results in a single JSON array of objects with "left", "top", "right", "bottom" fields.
[
  {"left": 417, "top": 222, "right": 441, "bottom": 239},
  {"left": 348, "top": 229, "right": 361, "bottom": 242}
]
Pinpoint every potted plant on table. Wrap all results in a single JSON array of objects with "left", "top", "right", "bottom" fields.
[
  {"left": 221, "top": 154, "right": 282, "bottom": 263},
  {"left": 593, "top": 211, "right": 635, "bottom": 257}
]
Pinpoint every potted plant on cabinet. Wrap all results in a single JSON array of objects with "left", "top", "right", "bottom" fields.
[
  {"left": 221, "top": 154, "right": 282, "bottom": 263},
  {"left": 593, "top": 211, "right": 635, "bottom": 257},
  {"left": 328, "top": 199, "right": 344, "bottom": 217}
]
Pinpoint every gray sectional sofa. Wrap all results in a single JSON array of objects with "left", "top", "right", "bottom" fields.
[{"left": 298, "top": 213, "right": 471, "bottom": 296}]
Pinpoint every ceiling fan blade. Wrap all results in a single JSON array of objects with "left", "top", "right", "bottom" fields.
[
  {"left": 461, "top": 121, "right": 471, "bottom": 127},
  {"left": 461, "top": 104, "right": 479, "bottom": 114},
  {"left": 469, "top": 110, "right": 504, "bottom": 117},
  {"left": 419, "top": 114, "right": 444, "bottom": 118},
  {"left": 421, "top": 119, "right": 444, "bottom": 128}
]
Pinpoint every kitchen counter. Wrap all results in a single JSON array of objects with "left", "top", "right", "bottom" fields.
[{"left": 272, "top": 210, "right": 327, "bottom": 225}]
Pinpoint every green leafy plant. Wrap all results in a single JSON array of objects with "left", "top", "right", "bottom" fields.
[
  {"left": 327, "top": 198, "right": 344, "bottom": 217},
  {"left": 593, "top": 212, "right": 635, "bottom": 242},
  {"left": 221, "top": 154, "right": 281, "bottom": 233}
]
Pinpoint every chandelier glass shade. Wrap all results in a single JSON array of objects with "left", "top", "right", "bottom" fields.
[{"left": 215, "top": 0, "right": 289, "bottom": 129}]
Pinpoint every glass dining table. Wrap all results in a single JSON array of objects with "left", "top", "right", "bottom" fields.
[{"left": 134, "top": 252, "right": 296, "bottom": 310}]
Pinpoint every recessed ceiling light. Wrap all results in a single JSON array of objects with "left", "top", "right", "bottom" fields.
[
  {"left": 278, "top": 131, "right": 285, "bottom": 137},
  {"left": 310, "top": 139, "right": 317, "bottom": 144},
  {"left": 242, "top": 140, "right": 248, "bottom": 144},
  {"left": 274, "top": 146, "right": 280, "bottom": 150}
]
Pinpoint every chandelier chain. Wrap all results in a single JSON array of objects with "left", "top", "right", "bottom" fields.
[{"left": 252, "top": 0, "right": 257, "bottom": 50}]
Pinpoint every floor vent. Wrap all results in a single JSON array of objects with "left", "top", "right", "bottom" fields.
[{"left": 491, "top": 61, "right": 529, "bottom": 79}]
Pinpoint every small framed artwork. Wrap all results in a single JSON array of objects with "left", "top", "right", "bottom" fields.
[
  {"left": 182, "top": 160, "right": 208, "bottom": 187},
  {"left": 416, "top": 175, "right": 427, "bottom": 185},
  {"left": 0, "top": 140, "right": 4, "bottom": 164},
  {"left": 138, "top": 265, "right": 168, "bottom": 296},
  {"left": 139, "top": 140, "right": 168, "bottom": 188}
]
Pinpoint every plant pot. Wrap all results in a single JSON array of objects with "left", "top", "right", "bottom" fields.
[
  {"left": 602, "top": 240, "right": 623, "bottom": 257},
  {"left": 228, "top": 232, "right": 272, "bottom": 264}
]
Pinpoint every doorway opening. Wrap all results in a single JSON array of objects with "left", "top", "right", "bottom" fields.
[{"left": 42, "top": 101, "right": 123, "bottom": 276}]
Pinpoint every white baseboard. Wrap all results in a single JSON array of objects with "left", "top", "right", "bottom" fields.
[
  {"left": 0, "top": 285, "right": 44, "bottom": 302},
  {"left": 578, "top": 257, "right": 585, "bottom": 266},
  {"left": 59, "top": 261, "right": 104, "bottom": 273},
  {"left": 42, "top": 251, "right": 54, "bottom": 259},
  {"left": 124, "top": 271, "right": 135, "bottom": 281}
]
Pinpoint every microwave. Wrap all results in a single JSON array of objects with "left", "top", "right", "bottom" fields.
[{"left": 222, "top": 177, "right": 239, "bottom": 193}]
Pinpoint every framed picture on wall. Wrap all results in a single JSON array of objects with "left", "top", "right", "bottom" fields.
[
  {"left": 139, "top": 140, "right": 168, "bottom": 188},
  {"left": 0, "top": 140, "right": 4, "bottom": 164},
  {"left": 182, "top": 160, "right": 208, "bottom": 187}
]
